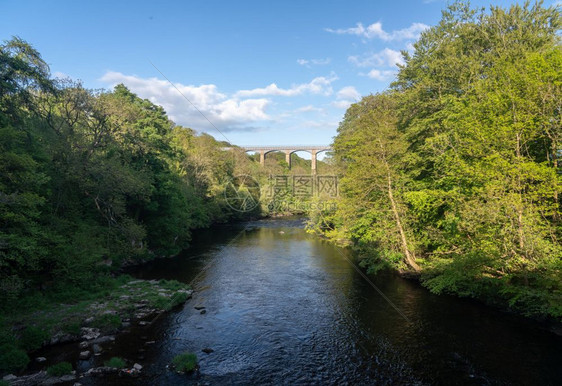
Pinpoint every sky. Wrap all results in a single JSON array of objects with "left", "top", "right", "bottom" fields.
[{"left": 2, "top": 0, "right": 559, "bottom": 148}]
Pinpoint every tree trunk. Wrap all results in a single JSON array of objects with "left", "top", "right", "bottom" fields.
[{"left": 387, "top": 173, "right": 421, "bottom": 272}]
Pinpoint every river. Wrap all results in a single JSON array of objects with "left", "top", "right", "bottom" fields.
[{"left": 75, "top": 217, "right": 561, "bottom": 385}]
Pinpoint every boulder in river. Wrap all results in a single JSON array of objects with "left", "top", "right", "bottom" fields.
[{"left": 81, "top": 327, "right": 100, "bottom": 340}]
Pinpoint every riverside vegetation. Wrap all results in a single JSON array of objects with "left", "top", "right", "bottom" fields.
[
  {"left": 0, "top": 34, "right": 330, "bottom": 377},
  {"left": 0, "top": 0, "right": 560, "bottom": 380},
  {"left": 307, "top": 2, "right": 562, "bottom": 321},
  {"left": 0, "top": 35, "right": 266, "bottom": 375}
]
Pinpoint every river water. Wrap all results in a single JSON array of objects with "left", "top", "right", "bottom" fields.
[{"left": 78, "top": 218, "right": 560, "bottom": 385}]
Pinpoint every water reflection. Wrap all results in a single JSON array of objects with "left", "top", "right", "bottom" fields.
[{"left": 77, "top": 218, "right": 561, "bottom": 385}]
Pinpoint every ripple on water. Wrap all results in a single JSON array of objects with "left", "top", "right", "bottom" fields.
[{"left": 74, "top": 218, "right": 562, "bottom": 385}]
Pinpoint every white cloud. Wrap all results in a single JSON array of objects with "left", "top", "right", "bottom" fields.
[
  {"left": 295, "top": 105, "right": 324, "bottom": 113},
  {"left": 100, "top": 71, "right": 270, "bottom": 132},
  {"left": 331, "top": 100, "right": 354, "bottom": 109},
  {"left": 349, "top": 48, "right": 405, "bottom": 68},
  {"left": 300, "top": 119, "right": 340, "bottom": 130},
  {"left": 235, "top": 74, "right": 338, "bottom": 97},
  {"left": 336, "top": 86, "right": 360, "bottom": 101},
  {"left": 326, "top": 21, "right": 429, "bottom": 41},
  {"left": 297, "top": 57, "right": 331, "bottom": 67},
  {"left": 366, "top": 69, "right": 396, "bottom": 81},
  {"left": 332, "top": 86, "right": 361, "bottom": 109}
]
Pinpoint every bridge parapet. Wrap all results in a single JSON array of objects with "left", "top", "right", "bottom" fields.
[{"left": 223, "top": 145, "right": 333, "bottom": 174}]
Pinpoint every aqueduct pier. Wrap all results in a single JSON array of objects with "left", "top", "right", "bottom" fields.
[{"left": 225, "top": 145, "right": 333, "bottom": 174}]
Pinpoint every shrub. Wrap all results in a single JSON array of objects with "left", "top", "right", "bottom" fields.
[
  {"left": 0, "top": 344, "right": 30, "bottom": 373},
  {"left": 46, "top": 361, "right": 72, "bottom": 376},
  {"left": 104, "top": 357, "right": 126, "bottom": 368},
  {"left": 172, "top": 352, "right": 197, "bottom": 373},
  {"left": 19, "top": 326, "right": 49, "bottom": 351},
  {"left": 0, "top": 327, "right": 16, "bottom": 346}
]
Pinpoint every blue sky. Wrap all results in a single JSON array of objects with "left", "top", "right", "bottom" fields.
[{"left": 2, "top": 0, "right": 558, "bottom": 148}]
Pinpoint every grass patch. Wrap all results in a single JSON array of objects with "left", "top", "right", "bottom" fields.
[
  {"left": 92, "top": 313, "right": 121, "bottom": 331},
  {"left": 46, "top": 361, "right": 73, "bottom": 376},
  {"left": 147, "top": 294, "right": 172, "bottom": 311},
  {"left": 168, "top": 292, "right": 189, "bottom": 308},
  {"left": 172, "top": 352, "right": 198, "bottom": 373},
  {"left": 61, "top": 320, "right": 81, "bottom": 336},
  {"left": 19, "top": 326, "right": 50, "bottom": 351},
  {"left": 158, "top": 279, "right": 190, "bottom": 291},
  {"left": 0, "top": 344, "right": 30, "bottom": 373},
  {"left": 0, "top": 326, "right": 16, "bottom": 346},
  {"left": 104, "top": 357, "right": 126, "bottom": 368}
]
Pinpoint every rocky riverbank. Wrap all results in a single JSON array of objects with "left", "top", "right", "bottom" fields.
[{"left": 1, "top": 278, "right": 192, "bottom": 385}]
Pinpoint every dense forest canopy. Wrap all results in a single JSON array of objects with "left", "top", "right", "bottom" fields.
[
  {"left": 308, "top": 1, "right": 562, "bottom": 319},
  {"left": 0, "top": 35, "right": 333, "bottom": 310},
  {"left": 0, "top": 1, "right": 560, "bottom": 325},
  {"left": 0, "top": 38, "right": 270, "bottom": 306}
]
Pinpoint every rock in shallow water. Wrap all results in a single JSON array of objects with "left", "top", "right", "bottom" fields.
[{"left": 81, "top": 327, "right": 100, "bottom": 340}]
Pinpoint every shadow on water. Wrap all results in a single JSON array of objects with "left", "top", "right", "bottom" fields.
[{"left": 50, "top": 217, "right": 561, "bottom": 385}]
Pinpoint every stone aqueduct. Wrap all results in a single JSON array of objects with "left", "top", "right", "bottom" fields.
[{"left": 225, "top": 145, "right": 332, "bottom": 174}]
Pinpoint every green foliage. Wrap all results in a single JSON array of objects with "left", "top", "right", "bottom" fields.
[
  {"left": 92, "top": 314, "right": 121, "bottom": 331},
  {"left": 0, "top": 344, "right": 29, "bottom": 373},
  {"left": 18, "top": 326, "right": 49, "bottom": 351},
  {"left": 309, "top": 1, "right": 562, "bottom": 320},
  {"left": 172, "top": 352, "right": 198, "bottom": 373},
  {"left": 158, "top": 279, "right": 188, "bottom": 291},
  {"left": 0, "top": 35, "right": 258, "bottom": 312},
  {"left": 46, "top": 361, "right": 72, "bottom": 376},
  {"left": 61, "top": 320, "right": 81, "bottom": 336},
  {"left": 104, "top": 357, "right": 126, "bottom": 369}
]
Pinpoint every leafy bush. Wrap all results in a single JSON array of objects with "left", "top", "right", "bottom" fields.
[
  {"left": 19, "top": 326, "right": 49, "bottom": 351},
  {"left": 46, "top": 361, "right": 72, "bottom": 376},
  {"left": 172, "top": 352, "right": 197, "bottom": 373},
  {"left": 0, "top": 344, "right": 30, "bottom": 373},
  {"left": 0, "top": 327, "right": 16, "bottom": 346},
  {"left": 104, "top": 357, "right": 126, "bottom": 368}
]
